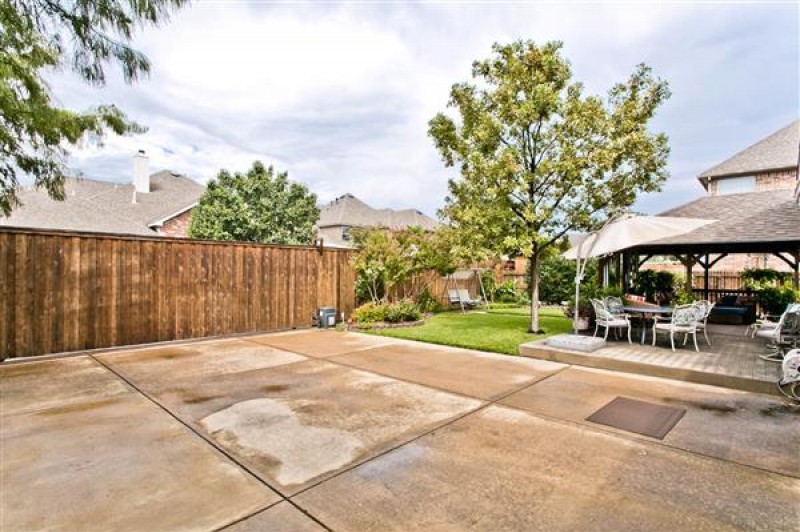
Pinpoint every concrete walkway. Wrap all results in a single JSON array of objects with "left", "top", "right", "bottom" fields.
[{"left": 1, "top": 330, "right": 798, "bottom": 531}]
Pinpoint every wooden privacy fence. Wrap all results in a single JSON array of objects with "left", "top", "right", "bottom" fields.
[
  {"left": 692, "top": 271, "right": 746, "bottom": 291},
  {"left": 0, "top": 228, "right": 355, "bottom": 359},
  {"left": 389, "top": 271, "right": 484, "bottom": 306}
]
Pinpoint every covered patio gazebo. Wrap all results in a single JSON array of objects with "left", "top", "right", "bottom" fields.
[{"left": 606, "top": 189, "right": 800, "bottom": 300}]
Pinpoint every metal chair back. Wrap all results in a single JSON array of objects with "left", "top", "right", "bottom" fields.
[
  {"left": 779, "top": 311, "right": 800, "bottom": 339},
  {"left": 604, "top": 296, "right": 624, "bottom": 315},
  {"left": 591, "top": 299, "right": 613, "bottom": 321},
  {"left": 672, "top": 304, "right": 698, "bottom": 327}
]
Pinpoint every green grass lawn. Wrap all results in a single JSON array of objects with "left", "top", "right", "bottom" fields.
[{"left": 365, "top": 309, "right": 572, "bottom": 355}]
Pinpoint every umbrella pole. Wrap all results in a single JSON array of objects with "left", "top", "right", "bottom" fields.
[
  {"left": 573, "top": 215, "right": 621, "bottom": 335},
  {"left": 574, "top": 254, "right": 584, "bottom": 335}
]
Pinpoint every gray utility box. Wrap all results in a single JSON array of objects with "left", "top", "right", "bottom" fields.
[{"left": 315, "top": 307, "right": 337, "bottom": 328}]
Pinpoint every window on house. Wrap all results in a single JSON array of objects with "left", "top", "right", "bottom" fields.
[
  {"left": 716, "top": 175, "right": 755, "bottom": 195},
  {"left": 341, "top": 226, "right": 351, "bottom": 241},
  {"left": 504, "top": 259, "right": 516, "bottom": 271}
]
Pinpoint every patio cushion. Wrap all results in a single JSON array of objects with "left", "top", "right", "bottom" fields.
[
  {"left": 600, "top": 319, "right": 629, "bottom": 327},
  {"left": 755, "top": 328, "right": 779, "bottom": 340},
  {"left": 653, "top": 323, "right": 695, "bottom": 333}
]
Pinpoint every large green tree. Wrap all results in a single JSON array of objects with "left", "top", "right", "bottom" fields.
[
  {"left": 189, "top": 161, "right": 320, "bottom": 245},
  {"left": 429, "top": 40, "right": 670, "bottom": 332},
  {"left": 1, "top": 0, "right": 187, "bottom": 216}
]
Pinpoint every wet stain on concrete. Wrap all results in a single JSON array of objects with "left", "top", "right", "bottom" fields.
[
  {"left": 261, "top": 384, "right": 290, "bottom": 393},
  {"left": 150, "top": 348, "right": 194, "bottom": 360},
  {"left": 34, "top": 397, "right": 123, "bottom": 417},
  {"left": 1, "top": 356, "right": 132, "bottom": 416},
  {"left": 200, "top": 398, "right": 364, "bottom": 486},
  {"left": 662, "top": 397, "right": 739, "bottom": 415},
  {"left": 184, "top": 395, "right": 223, "bottom": 405},
  {"left": 759, "top": 403, "right": 800, "bottom": 417}
]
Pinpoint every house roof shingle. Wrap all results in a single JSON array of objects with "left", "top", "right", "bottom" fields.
[
  {"left": 651, "top": 189, "right": 800, "bottom": 246},
  {"left": 318, "top": 193, "right": 439, "bottom": 231},
  {"left": 698, "top": 120, "right": 799, "bottom": 181},
  {"left": 0, "top": 171, "right": 205, "bottom": 236}
]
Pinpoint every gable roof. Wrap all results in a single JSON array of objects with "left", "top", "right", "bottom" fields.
[
  {"left": 0, "top": 171, "right": 205, "bottom": 236},
  {"left": 647, "top": 189, "right": 800, "bottom": 247},
  {"left": 698, "top": 120, "right": 799, "bottom": 186},
  {"left": 318, "top": 193, "right": 439, "bottom": 231}
]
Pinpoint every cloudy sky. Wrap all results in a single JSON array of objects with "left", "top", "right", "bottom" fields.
[{"left": 54, "top": 0, "right": 798, "bottom": 218}]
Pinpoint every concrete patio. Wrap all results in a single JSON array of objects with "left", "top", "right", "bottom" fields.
[{"left": 1, "top": 330, "right": 798, "bottom": 531}]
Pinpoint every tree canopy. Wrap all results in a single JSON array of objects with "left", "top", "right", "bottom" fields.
[
  {"left": 1, "top": 0, "right": 187, "bottom": 216},
  {"left": 350, "top": 226, "right": 458, "bottom": 304},
  {"left": 429, "top": 40, "right": 670, "bottom": 332},
  {"left": 189, "top": 161, "right": 320, "bottom": 245}
]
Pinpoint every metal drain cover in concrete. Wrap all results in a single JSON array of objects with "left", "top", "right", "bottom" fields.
[{"left": 586, "top": 396, "right": 686, "bottom": 439}]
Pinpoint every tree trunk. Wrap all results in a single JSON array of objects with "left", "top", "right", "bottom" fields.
[{"left": 529, "top": 253, "right": 543, "bottom": 334}]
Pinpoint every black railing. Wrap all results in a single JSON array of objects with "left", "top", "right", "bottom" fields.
[{"left": 690, "top": 288, "right": 752, "bottom": 304}]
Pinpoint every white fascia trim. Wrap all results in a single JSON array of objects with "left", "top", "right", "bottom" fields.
[{"left": 147, "top": 202, "right": 198, "bottom": 228}]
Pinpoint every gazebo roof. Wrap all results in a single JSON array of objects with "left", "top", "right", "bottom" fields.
[{"left": 631, "top": 190, "right": 800, "bottom": 254}]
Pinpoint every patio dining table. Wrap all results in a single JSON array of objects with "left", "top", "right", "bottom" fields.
[{"left": 622, "top": 306, "right": 674, "bottom": 344}]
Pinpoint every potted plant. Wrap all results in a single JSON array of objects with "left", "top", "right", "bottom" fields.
[{"left": 565, "top": 295, "right": 593, "bottom": 331}]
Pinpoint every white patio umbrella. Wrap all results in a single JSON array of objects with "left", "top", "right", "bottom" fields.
[
  {"left": 564, "top": 214, "right": 715, "bottom": 334},
  {"left": 563, "top": 215, "right": 715, "bottom": 260}
]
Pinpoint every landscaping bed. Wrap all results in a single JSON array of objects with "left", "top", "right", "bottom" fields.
[{"left": 348, "top": 319, "right": 426, "bottom": 332}]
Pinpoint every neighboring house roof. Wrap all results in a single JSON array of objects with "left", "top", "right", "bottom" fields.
[
  {"left": 0, "top": 171, "right": 205, "bottom": 237},
  {"left": 318, "top": 193, "right": 439, "bottom": 231},
  {"left": 697, "top": 120, "right": 800, "bottom": 186},
  {"left": 649, "top": 189, "right": 800, "bottom": 246}
]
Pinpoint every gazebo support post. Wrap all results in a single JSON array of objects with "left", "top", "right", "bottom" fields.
[
  {"left": 680, "top": 255, "right": 694, "bottom": 295},
  {"left": 795, "top": 251, "right": 799, "bottom": 290},
  {"left": 704, "top": 254, "right": 710, "bottom": 301},
  {"left": 772, "top": 251, "right": 800, "bottom": 290},
  {"left": 622, "top": 253, "right": 632, "bottom": 292}
]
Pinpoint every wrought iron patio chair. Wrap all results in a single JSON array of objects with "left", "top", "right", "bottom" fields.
[
  {"left": 590, "top": 298, "right": 632, "bottom": 343},
  {"left": 688, "top": 300, "right": 714, "bottom": 346},
  {"left": 777, "top": 349, "right": 800, "bottom": 402},
  {"left": 653, "top": 303, "right": 699, "bottom": 352},
  {"left": 759, "top": 310, "right": 800, "bottom": 362},
  {"left": 750, "top": 303, "right": 800, "bottom": 339}
]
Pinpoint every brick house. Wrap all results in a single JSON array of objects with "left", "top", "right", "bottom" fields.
[
  {"left": 647, "top": 120, "right": 799, "bottom": 274},
  {"left": 316, "top": 193, "right": 439, "bottom": 248},
  {"left": 698, "top": 120, "right": 798, "bottom": 197},
  {"left": 0, "top": 151, "right": 205, "bottom": 238}
]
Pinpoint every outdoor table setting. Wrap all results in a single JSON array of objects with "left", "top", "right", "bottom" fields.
[{"left": 622, "top": 306, "right": 674, "bottom": 344}]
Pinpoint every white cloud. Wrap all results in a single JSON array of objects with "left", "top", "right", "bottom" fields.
[{"left": 50, "top": 1, "right": 798, "bottom": 218}]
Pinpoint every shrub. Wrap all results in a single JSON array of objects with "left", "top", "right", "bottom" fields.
[
  {"left": 516, "top": 291, "right": 531, "bottom": 305},
  {"left": 536, "top": 254, "right": 598, "bottom": 305},
  {"left": 353, "top": 302, "right": 387, "bottom": 324},
  {"left": 671, "top": 278, "right": 695, "bottom": 305},
  {"left": 384, "top": 300, "right": 422, "bottom": 323},
  {"left": 633, "top": 270, "right": 675, "bottom": 303},
  {"left": 415, "top": 287, "right": 444, "bottom": 313},
  {"left": 353, "top": 300, "right": 422, "bottom": 324},
  {"left": 742, "top": 268, "right": 792, "bottom": 290},
  {"left": 755, "top": 286, "right": 800, "bottom": 316},
  {"left": 488, "top": 302, "right": 523, "bottom": 309},
  {"left": 494, "top": 280, "right": 520, "bottom": 303}
]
